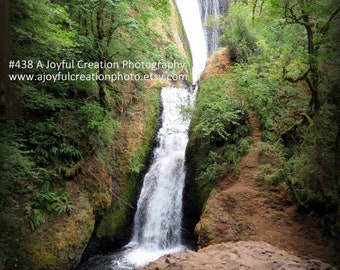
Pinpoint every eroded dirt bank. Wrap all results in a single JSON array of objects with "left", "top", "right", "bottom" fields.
[{"left": 194, "top": 112, "right": 340, "bottom": 266}]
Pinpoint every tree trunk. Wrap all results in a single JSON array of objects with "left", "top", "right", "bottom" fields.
[
  {"left": 98, "top": 82, "right": 107, "bottom": 110},
  {"left": 0, "top": 0, "right": 21, "bottom": 120},
  {"left": 98, "top": 65, "right": 107, "bottom": 110},
  {"left": 252, "top": 0, "right": 258, "bottom": 27},
  {"left": 335, "top": 125, "right": 340, "bottom": 233},
  {"left": 303, "top": 12, "right": 320, "bottom": 112},
  {"left": 95, "top": 6, "right": 108, "bottom": 110}
]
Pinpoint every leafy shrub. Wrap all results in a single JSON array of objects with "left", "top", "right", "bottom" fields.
[
  {"left": 0, "top": 121, "right": 76, "bottom": 231},
  {"left": 185, "top": 75, "right": 252, "bottom": 221},
  {"left": 27, "top": 118, "right": 83, "bottom": 166},
  {"left": 284, "top": 106, "right": 339, "bottom": 210},
  {"left": 253, "top": 91, "right": 339, "bottom": 235},
  {"left": 220, "top": 3, "right": 258, "bottom": 63},
  {"left": 21, "top": 83, "right": 76, "bottom": 116},
  {"left": 192, "top": 75, "right": 249, "bottom": 144},
  {"left": 78, "top": 101, "right": 121, "bottom": 150},
  {"left": 0, "top": 122, "right": 33, "bottom": 230},
  {"left": 25, "top": 181, "right": 75, "bottom": 230}
]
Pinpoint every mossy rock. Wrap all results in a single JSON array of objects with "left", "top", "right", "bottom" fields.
[
  {"left": 95, "top": 210, "right": 127, "bottom": 241},
  {"left": 6, "top": 190, "right": 95, "bottom": 270}
]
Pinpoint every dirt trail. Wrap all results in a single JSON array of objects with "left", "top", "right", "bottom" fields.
[{"left": 195, "top": 112, "right": 340, "bottom": 266}]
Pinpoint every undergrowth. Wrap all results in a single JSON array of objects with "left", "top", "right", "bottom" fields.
[
  {"left": 221, "top": 1, "right": 340, "bottom": 236},
  {"left": 185, "top": 74, "right": 252, "bottom": 226}
]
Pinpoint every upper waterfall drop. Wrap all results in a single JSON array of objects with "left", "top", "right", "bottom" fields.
[
  {"left": 175, "top": 0, "right": 207, "bottom": 83},
  {"left": 198, "top": 0, "right": 228, "bottom": 55}
]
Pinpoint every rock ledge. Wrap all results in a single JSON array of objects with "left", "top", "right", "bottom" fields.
[{"left": 142, "top": 241, "right": 335, "bottom": 270}]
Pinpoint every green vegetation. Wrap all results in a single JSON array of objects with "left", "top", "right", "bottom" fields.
[
  {"left": 2, "top": 0, "right": 338, "bottom": 267},
  {"left": 1, "top": 0, "right": 189, "bottom": 268},
  {"left": 95, "top": 89, "right": 160, "bottom": 243},
  {"left": 219, "top": 0, "right": 340, "bottom": 236},
  {"left": 185, "top": 0, "right": 339, "bottom": 241},
  {"left": 185, "top": 74, "right": 252, "bottom": 227}
]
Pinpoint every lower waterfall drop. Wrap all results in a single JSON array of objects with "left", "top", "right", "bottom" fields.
[
  {"left": 130, "top": 88, "right": 192, "bottom": 250},
  {"left": 118, "top": 86, "right": 196, "bottom": 268},
  {"left": 76, "top": 0, "right": 208, "bottom": 268}
]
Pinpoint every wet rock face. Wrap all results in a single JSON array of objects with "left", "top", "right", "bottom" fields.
[
  {"left": 4, "top": 177, "right": 106, "bottom": 270},
  {"left": 13, "top": 196, "right": 96, "bottom": 270},
  {"left": 142, "top": 241, "right": 336, "bottom": 270}
]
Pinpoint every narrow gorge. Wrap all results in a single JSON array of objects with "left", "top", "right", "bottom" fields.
[
  {"left": 76, "top": 0, "right": 208, "bottom": 268},
  {"left": 2, "top": 0, "right": 339, "bottom": 269}
]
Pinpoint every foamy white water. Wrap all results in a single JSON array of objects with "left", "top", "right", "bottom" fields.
[
  {"left": 76, "top": 89, "right": 197, "bottom": 270},
  {"left": 120, "top": 87, "right": 195, "bottom": 268}
]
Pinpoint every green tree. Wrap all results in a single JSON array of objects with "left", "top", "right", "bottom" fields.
[
  {"left": 220, "top": 0, "right": 340, "bottom": 235},
  {"left": 10, "top": 0, "right": 76, "bottom": 60},
  {"left": 220, "top": 3, "right": 259, "bottom": 63},
  {"left": 69, "top": 0, "right": 162, "bottom": 109},
  {"left": 269, "top": 0, "right": 340, "bottom": 112}
]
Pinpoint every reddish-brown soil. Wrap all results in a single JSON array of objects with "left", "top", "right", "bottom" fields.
[
  {"left": 196, "top": 112, "right": 340, "bottom": 266},
  {"left": 143, "top": 113, "right": 339, "bottom": 269}
]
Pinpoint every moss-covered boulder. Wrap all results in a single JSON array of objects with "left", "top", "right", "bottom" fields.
[{"left": 5, "top": 182, "right": 95, "bottom": 270}]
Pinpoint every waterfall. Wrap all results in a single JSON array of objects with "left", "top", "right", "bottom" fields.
[
  {"left": 76, "top": 1, "right": 208, "bottom": 269},
  {"left": 198, "top": 0, "right": 228, "bottom": 55},
  {"left": 131, "top": 88, "right": 192, "bottom": 249},
  {"left": 175, "top": 0, "right": 207, "bottom": 83},
  {"left": 116, "top": 0, "right": 207, "bottom": 267},
  {"left": 119, "top": 87, "right": 195, "bottom": 268}
]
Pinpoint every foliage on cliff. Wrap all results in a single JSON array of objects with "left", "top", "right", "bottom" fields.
[
  {"left": 220, "top": 0, "right": 340, "bottom": 236},
  {"left": 184, "top": 72, "right": 252, "bottom": 236},
  {"left": 0, "top": 0, "right": 188, "bottom": 268}
]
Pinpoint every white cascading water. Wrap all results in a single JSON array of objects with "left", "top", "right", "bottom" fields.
[
  {"left": 131, "top": 88, "right": 192, "bottom": 249},
  {"left": 198, "top": 0, "right": 228, "bottom": 55},
  {"left": 114, "top": 0, "right": 208, "bottom": 268},
  {"left": 175, "top": 0, "right": 207, "bottom": 83},
  {"left": 77, "top": 1, "right": 208, "bottom": 269},
  {"left": 119, "top": 87, "right": 196, "bottom": 268}
]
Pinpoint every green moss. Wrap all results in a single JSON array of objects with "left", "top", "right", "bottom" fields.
[
  {"left": 3, "top": 0, "right": 191, "bottom": 268},
  {"left": 5, "top": 188, "right": 95, "bottom": 270},
  {"left": 92, "top": 192, "right": 111, "bottom": 211},
  {"left": 96, "top": 88, "right": 160, "bottom": 242},
  {"left": 22, "top": 247, "right": 57, "bottom": 270},
  {"left": 94, "top": 0, "right": 191, "bottom": 245},
  {"left": 96, "top": 210, "right": 127, "bottom": 240}
]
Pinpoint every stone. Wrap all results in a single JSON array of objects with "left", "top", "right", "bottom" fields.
[{"left": 142, "top": 241, "right": 336, "bottom": 270}]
